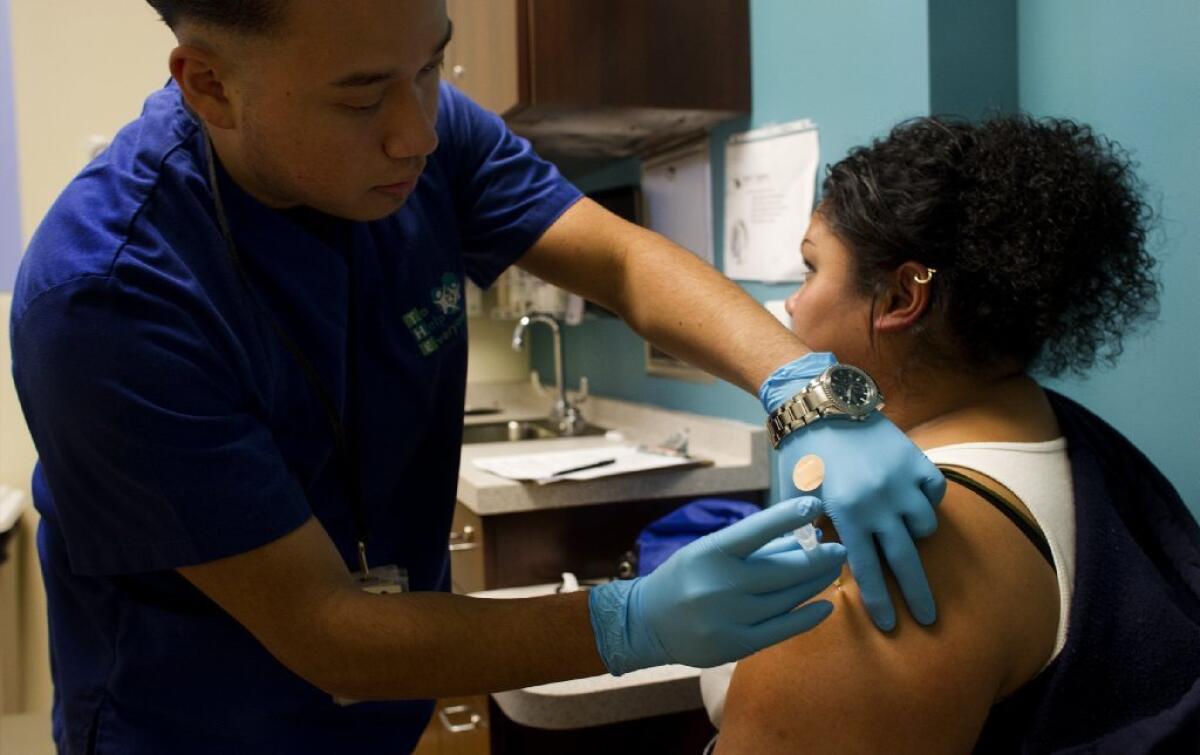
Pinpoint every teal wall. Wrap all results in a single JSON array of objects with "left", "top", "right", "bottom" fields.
[
  {"left": 929, "top": 0, "right": 1017, "bottom": 117},
  {"left": 537, "top": 0, "right": 1199, "bottom": 514},
  {"left": 0, "top": 0, "right": 21, "bottom": 290},
  {"left": 1019, "top": 0, "right": 1200, "bottom": 514}
]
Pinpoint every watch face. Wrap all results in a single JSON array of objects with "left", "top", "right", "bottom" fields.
[{"left": 828, "top": 366, "right": 878, "bottom": 413}]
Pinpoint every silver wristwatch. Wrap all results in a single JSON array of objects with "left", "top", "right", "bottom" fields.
[{"left": 766, "top": 364, "right": 885, "bottom": 448}]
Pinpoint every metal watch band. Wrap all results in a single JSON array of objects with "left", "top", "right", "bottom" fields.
[{"left": 766, "top": 390, "right": 823, "bottom": 448}]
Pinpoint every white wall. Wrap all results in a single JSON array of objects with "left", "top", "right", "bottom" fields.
[{"left": 11, "top": 0, "right": 173, "bottom": 243}]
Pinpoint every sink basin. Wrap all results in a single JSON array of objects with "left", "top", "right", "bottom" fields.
[{"left": 462, "top": 418, "right": 608, "bottom": 444}]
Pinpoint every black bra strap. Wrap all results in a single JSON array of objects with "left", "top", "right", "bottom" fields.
[{"left": 939, "top": 466, "right": 1057, "bottom": 573}]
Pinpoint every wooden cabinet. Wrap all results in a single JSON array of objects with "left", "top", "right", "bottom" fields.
[
  {"left": 423, "top": 487, "right": 764, "bottom": 754},
  {"left": 450, "top": 491, "right": 763, "bottom": 593},
  {"left": 444, "top": 0, "right": 751, "bottom": 157},
  {"left": 444, "top": 0, "right": 521, "bottom": 116},
  {"left": 448, "top": 500, "right": 486, "bottom": 594}
]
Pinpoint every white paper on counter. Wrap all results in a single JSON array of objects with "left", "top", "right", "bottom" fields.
[
  {"left": 723, "top": 120, "right": 820, "bottom": 282},
  {"left": 473, "top": 445, "right": 708, "bottom": 485}
]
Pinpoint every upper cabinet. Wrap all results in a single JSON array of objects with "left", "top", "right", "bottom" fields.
[
  {"left": 444, "top": 0, "right": 522, "bottom": 116},
  {"left": 445, "top": 0, "right": 751, "bottom": 158}
]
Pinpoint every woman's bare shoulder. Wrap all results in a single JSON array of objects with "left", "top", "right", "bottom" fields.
[{"left": 715, "top": 453, "right": 1060, "bottom": 755}]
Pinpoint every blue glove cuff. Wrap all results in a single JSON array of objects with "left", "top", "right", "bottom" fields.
[
  {"left": 759, "top": 352, "right": 838, "bottom": 412},
  {"left": 588, "top": 578, "right": 668, "bottom": 676}
]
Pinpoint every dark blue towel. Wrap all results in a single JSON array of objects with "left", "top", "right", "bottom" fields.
[
  {"left": 975, "top": 390, "right": 1200, "bottom": 753},
  {"left": 635, "top": 498, "right": 761, "bottom": 576}
]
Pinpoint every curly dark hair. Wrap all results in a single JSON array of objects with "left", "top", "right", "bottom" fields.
[
  {"left": 145, "top": 0, "right": 284, "bottom": 34},
  {"left": 820, "top": 115, "right": 1159, "bottom": 377}
]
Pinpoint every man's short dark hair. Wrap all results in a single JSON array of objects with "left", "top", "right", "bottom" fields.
[{"left": 146, "top": 0, "right": 284, "bottom": 34}]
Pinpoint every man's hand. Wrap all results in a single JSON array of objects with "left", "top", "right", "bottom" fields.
[
  {"left": 588, "top": 497, "right": 846, "bottom": 674},
  {"left": 763, "top": 354, "right": 946, "bottom": 631}
]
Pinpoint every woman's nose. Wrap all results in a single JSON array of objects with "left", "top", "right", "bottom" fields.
[{"left": 785, "top": 287, "right": 801, "bottom": 316}]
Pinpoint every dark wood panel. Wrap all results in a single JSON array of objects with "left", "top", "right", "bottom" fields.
[{"left": 524, "top": 0, "right": 751, "bottom": 112}]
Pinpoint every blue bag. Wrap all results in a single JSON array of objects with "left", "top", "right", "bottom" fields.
[{"left": 635, "top": 498, "right": 761, "bottom": 576}]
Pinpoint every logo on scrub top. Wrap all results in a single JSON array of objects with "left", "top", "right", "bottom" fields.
[
  {"left": 402, "top": 273, "right": 466, "bottom": 357},
  {"left": 431, "top": 274, "right": 462, "bottom": 315}
]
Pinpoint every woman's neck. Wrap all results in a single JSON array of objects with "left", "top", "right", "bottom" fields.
[{"left": 876, "top": 367, "right": 1059, "bottom": 449}]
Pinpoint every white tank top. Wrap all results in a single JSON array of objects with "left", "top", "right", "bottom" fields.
[{"left": 700, "top": 439, "right": 1075, "bottom": 729}]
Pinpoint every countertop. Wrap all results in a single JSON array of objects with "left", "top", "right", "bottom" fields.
[
  {"left": 459, "top": 382, "right": 770, "bottom": 516},
  {"left": 473, "top": 582, "right": 705, "bottom": 730}
]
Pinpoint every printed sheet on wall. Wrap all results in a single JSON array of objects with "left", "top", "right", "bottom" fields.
[{"left": 723, "top": 119, "right": 820, "bottom": 283}]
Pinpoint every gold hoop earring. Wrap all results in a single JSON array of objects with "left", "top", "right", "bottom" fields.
[{"left": 914, "top": 267, "right": 937, "bottom": 285}]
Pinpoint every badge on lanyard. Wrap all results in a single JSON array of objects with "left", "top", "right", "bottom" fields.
[
  {"left": 351, "top": 563, "right": 409, "bottom": 595},
  {"left": 333, "top": 547, "right": 409, "bottom": 706},
  {"left": 349, "top": 540, "right": 409, "bottom": 594}
]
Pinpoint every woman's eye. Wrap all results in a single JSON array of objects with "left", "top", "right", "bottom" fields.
[{"left": 421, "top": 57, "right": 446, "bottom": 75}]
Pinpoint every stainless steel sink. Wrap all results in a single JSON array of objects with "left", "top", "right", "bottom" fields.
[{"left": 462, "top": 418, "right": 608, "bottom": 444}]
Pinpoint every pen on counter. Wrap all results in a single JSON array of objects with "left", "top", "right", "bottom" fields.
[{"left": 550, "top": 458, "right": 617, "bottom": 477}]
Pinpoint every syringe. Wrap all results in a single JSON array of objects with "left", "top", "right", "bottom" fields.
[
  {"left": 794, "top": 523, "right": 819, "bottom": 551},
  {"left": 795, "top": 522, "right": 842, "bottom": 591}
]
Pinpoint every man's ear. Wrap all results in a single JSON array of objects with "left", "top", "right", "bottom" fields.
[
  {"left": 169, "top": 45, "right": 237, "bottom": 130},
  {"left": 874, "top": 261, "right": 934, "bottom": 333}
]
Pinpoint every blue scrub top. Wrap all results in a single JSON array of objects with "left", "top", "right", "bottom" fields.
[{"left": 10, "top": 81, "right": 581, "bottom": 754}]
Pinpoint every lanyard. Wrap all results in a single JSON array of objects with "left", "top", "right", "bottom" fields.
[{"left": 203, "top": 131, "right": 374, "bottom": 576}]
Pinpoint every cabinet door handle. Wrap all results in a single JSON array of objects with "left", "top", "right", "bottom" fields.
[
  {"left": 452, "top": 64, "right": 466, "bottom": 79},
  {"left": 448, "top": 525, "right": 479, "bottom": 551},
  {"left": 438, "top": 703, "right": 483, "bottom": 733}
]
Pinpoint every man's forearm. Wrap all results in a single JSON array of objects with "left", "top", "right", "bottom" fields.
[
  {"left": 521, "top": 198, "right": 811, "bottom": 395},
  {"left": 181, "top": 517, "right": 608, "bottom": 701},
  {"left": 307, "top": 589, "right": 606, "bottom": 701},
  {"left": 613, "top": 227, "right": 810, "bottom": 393}
]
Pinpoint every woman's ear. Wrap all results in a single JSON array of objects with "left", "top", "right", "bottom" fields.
[
  {"left": 169, "top": 45, "right": 237, "bottom": 130},
  {"left": 874, "top": 261, "right": 934, "bottom": 333}
]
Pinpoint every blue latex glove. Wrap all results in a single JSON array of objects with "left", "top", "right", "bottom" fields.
[
  {"left": 589, "top": 496, "right": 846, "bottom": 675},
  {"left": 761, "top": 353, "right": 946, "bottom": 631}
]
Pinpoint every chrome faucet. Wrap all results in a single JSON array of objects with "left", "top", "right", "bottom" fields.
[{"left": 512, "top": 312, "right": 586, "bottom": 435}]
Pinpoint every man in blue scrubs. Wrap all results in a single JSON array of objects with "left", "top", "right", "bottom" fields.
[{"left": 10, "top": 1, "right": 945, "bottom": 751}]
